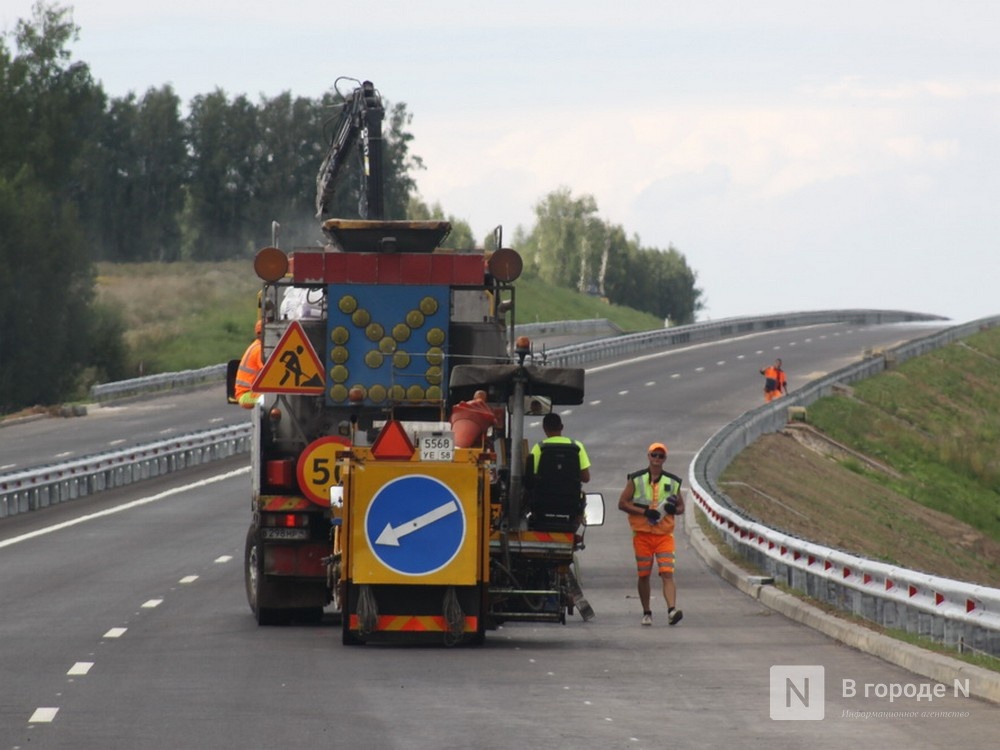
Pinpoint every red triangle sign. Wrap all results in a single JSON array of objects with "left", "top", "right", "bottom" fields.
[{"left": 371, "top": 420, "right": 415, "bottom": 460}]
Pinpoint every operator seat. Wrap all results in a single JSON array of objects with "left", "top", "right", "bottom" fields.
[{"left": 526, "top": 442, "right": 584, "bottom": 531}]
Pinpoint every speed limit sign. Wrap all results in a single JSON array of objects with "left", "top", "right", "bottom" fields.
[{"left": 296, "top": 436, "right": 350, "bottom": 505}]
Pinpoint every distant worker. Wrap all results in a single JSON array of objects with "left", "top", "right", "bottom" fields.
[
  {"left": 618, "top": 442, "right": 685, "bottom": 627},
  {"left": 529, "top": 412, "right": 591, "bottom": 484},
  {"left": 760, "top": 358, "right": 788, "bottom": 402},
  {"left": 234, "top": 320, "right": 264, "bottom": 409}
]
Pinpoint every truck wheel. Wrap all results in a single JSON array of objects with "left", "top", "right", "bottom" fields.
[{"left": 244, "top": 524, "right": 281, "bottom": 626}]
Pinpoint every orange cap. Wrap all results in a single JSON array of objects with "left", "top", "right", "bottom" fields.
[{"left": 648, "top": 442, "right": 667, "bottom": 455}]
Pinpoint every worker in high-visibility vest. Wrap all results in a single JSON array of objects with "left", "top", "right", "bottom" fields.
[
  {"left": 234, "top": 319, "right": 264, "bottom": 409},
  {"left": 760, "top": 358, "right": 788, "bottom": 402},
  {"left": 618, "top": 442, "right": 685, "bottom": 627}
]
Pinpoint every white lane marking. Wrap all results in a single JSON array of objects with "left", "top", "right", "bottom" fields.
[
  {"left": 29, "top": 707, "right": 59, "bottom": 723},
  {"left": 671, "top": 373, "right": 680, "bottom": 379},
  {"left": 141, "top": 599, "right": 163, "bottom": 609},
  {"left": 0, "top": 468, "right": 249, "bottom": 550},
  {"left": 180, "top": 575, "right": 199, "bottom": 583},
  {"left": 618, "top": 390, "right": 629, "bottom": 395},
  {"left": 214, "top": 556, "right": 232, "bottom": 563},
  {"left": 644, "top": 381, "right": 656, "bottom": 387},
  {"left": 695, "top": 367, "right": 705, "bottom": 373},
  {"left": 68, "top": 662, "right": 93, "bottom": 676},
  {"left": 716, "top": 360, "right": 725, "bottom": 366},
  {"left": 103, "top": 627, "right": 127, "bottom": 638},
  {"left": 584, "top": 327, "right": 836, "bottom": 375},
  {"left": 108, "top": 439, "right": 126, "bottom": 446},
  {"left": 55, "top": 451, "right": 74, "bottom": 459},
  {"left": 588, "top": 399, "right": 601, "bottom": 406}
]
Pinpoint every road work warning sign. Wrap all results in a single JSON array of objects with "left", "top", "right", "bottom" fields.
[{"left": 253, "top": 321, "right": 325, "bottom": 394}]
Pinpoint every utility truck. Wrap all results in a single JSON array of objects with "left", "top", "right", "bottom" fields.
[{"left": 229, "top": 80, "right": 603, "bottom": 644}]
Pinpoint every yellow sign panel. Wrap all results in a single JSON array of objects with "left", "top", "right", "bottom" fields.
[
  {"left": 253, "top": 321, "right": 325, "bottom": 394},
  {"left": 348, "top": 460, "right": 483, "bottom": 586}
]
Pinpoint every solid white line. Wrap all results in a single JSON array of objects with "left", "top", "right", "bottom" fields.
[{"left": 0, "top": 467, "right": 249, "bottom": 551}]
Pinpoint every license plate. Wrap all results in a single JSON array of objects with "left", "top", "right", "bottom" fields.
[{"left": 418, "top": 433, "right": 454, "bottom": 461}]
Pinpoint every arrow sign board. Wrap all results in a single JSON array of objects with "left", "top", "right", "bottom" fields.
[{"left": 364, "top": 475, "right": 466, "bottom": 576}]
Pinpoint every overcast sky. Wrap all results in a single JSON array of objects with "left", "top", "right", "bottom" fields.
[{"left": 5, "top": 1, "right": 999, "bottom": 323}]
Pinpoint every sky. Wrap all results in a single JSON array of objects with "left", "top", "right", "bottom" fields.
[{"left": 4, "top": 1, "right": 999, "bottom": 324}]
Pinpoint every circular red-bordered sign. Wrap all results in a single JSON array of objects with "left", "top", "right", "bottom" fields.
[{"left": 296, "top": 436, "right": 350, "bottom": 506}]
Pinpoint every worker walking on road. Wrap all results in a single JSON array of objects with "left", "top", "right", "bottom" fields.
[
  {"left": 760, "top": 358, "right": 788, "bottom": 402},
  {"left": 618, "top": 442, "right": 685, "bottom": 627}
]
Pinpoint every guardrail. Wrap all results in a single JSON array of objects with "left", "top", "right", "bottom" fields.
[
  {"left": 688, "top": 315, "right": 1000, "bottom": 657},
  {"left": 86, "top": 309, "right": 944, "bottom": 404},
  {"left": 17, "top": 307, "right": 999, "bottom": 654},
  {"left": 90, "top": 364, "right": 229, "bottom": 402},
  {"left": 0, "top": 425, "right": 251, "bottom": 519},
  {"left": 7, "top": 308, "right": 951, "bottom": 522},
  {"left": 539, "top": 308, "right": 943, "bottom": 367}
]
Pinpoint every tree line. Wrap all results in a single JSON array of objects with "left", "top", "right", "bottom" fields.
[{"left": 0, "top": 3, "right": 701, "bottom": 415}]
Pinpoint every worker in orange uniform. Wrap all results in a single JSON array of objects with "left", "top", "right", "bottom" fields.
[
  {"left": 234, "top": 320, "right": 264, "bottom": 409},
  {"left": 759, "top": 358, "right": 787, "bottom": 402},
  {"left": 618, "top": 442, "right": 685, "bottom": 627}
]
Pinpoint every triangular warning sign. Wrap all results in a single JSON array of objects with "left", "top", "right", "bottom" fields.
[
  {"left": 371, "top": 420, "right": 414, "bottom": 460},
  {"left": 253, "top": 321, "right": 325, "bottom": 394}
]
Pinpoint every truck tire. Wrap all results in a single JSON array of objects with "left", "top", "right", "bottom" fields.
[{"left": 244, "top": 524, "right": 282, "bottom": 626}]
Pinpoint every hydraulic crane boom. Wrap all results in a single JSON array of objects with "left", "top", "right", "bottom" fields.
[{"left": 315, "top": 79, "right": 385, "bottom": 219}]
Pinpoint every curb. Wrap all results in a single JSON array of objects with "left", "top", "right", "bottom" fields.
[{"left": 685, "top": 512, "right": 1000, "bottom": 706}]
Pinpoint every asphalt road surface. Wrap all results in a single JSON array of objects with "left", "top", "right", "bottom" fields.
[{"left": 3, "top": 320, "right": 998, "bottom": 749}]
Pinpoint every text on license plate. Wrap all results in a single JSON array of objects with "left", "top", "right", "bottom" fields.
[{"left": 419, "top": 435, "right": 454, "bottom": 461}]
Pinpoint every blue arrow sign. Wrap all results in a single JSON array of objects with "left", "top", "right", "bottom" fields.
[{"left": 364, "top": 475, "right": 466, "bottom": 576}]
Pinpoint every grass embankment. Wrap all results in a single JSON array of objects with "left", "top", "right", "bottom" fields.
[
  {"left": 721, "top": 326, "right": 1000, "bottom": 588},
  {"left": 96, "top": 261, "right": 663, "bottom": 377}
]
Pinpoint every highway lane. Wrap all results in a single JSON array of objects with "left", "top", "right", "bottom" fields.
[
  {"left": 2, "top": 320, "right": 998, "bottom": 749},
  {"left": 0, "top": 385, "right": 241, "bottom": 473}
]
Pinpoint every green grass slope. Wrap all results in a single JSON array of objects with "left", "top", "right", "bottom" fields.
[{"left": 722, "top": 326, "right": 1000, "bottom": 587}]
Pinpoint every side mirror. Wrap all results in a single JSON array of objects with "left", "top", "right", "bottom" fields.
[{"left": 583, "top": 492, "right": 605, "bottom": 526}]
